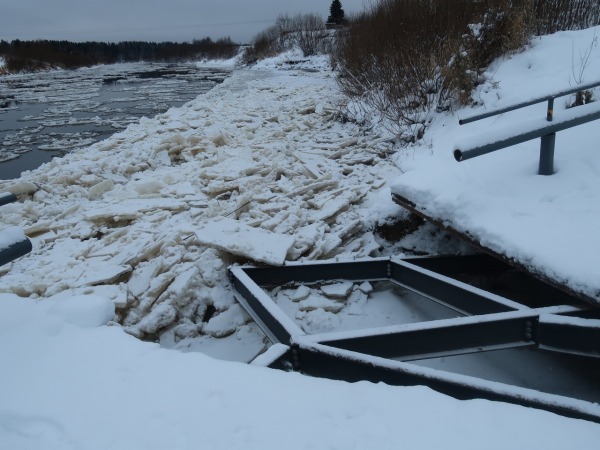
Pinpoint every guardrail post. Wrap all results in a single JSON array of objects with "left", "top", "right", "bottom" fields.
[
  {"left": 546, "top": 98, "right": 554, "bottom": 122},
  {"left": 538, "top": 133, "right": 555, "bottom": 175},
  {"left": 540, "top": 98, "right": 555, "bottom": 175}
]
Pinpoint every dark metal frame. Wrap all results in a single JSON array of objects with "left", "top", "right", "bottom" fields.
[{"left": 230, "top": 256, "right": 600, "bottom": 424}]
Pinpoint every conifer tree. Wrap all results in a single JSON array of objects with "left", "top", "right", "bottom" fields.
[{"left": 327, "top": 0, "right": 346, "bottom": 25}]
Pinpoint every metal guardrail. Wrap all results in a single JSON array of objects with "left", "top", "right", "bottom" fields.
[
  {"left": 0, "top": 192, "right": 32, "bottom": 267},
  {"left": 455, "top": 79, "right": 600, "bottom": 175}
]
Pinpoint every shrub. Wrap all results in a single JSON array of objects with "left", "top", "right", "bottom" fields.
[
  {"left": 333, "top": 0, "right": 600, "bottom": 143},
  {"left": 534, "top": 0, "right": 600, "bottom": 34},
  {"left": 292, "top": 14, "right": 330, "bottom": 56},
  {"left": 243, "top": 13, "right": 329, "bottom": 64},
  {"left": 333, "top": 0, "right": 482, "bottom": 141}
]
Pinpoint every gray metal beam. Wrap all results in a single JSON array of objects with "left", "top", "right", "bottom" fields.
[
  {"left": 389, "top": 259, "right": 521, "bottom": 315},
  {"left": 292, "top": 341, "right": 600, "bottom": 424},
  {"left": 313, "top": 311, "right": 537, "bottom": 360},
  {"left": 238, "top": 258, "right": 390, "bottom": 287},
  {"left": 230, "top": 267, "right": 304, "bottom": 344},
  {"left": 538, "top": 315, "right": 600, "bottom": 358}
]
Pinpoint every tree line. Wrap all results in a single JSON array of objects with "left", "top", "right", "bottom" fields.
[{"left": 0, "top": 38, "right": 239, "bottom": 72}]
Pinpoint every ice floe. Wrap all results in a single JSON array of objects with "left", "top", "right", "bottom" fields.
[{"left": 0, "top": 55, "right": 415, "bottom": 358}]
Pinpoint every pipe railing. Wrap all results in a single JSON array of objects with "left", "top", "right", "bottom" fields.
[
  {"left": 459, "top": 79, "right": 600, "bottom": 125},
  {"left": 0, "top": 192, "right": 17, "bottom": 207},
  {"left": 455, "top": 80, "right": 600, "bottom": 175},
  {"left": 0, "top": 192, "right": 32, "bottom": 267}
]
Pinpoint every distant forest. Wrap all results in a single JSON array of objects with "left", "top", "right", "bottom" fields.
[{"left": 0, "top": 38, "right": 239, "bottom": 72}]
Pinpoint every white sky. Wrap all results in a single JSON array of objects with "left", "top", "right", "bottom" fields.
[{"left": 0, "top": 0, "right": 367, "bottom": 44}]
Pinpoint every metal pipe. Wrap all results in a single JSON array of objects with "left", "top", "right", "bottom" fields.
[
  {"left": 538, "top": 133, "right": 556, "bottom": 175},
  {"left": 459, "top": 79, "right": 600, "bottom": 125},
  {"left": 0, "top": 238, "right": 32, "bottom": 267},
  {"left": 0, "top": 192, "right": 17, "bottom": 207},
  {"left": 454, "top": 105, "right": 600, "bottom": 162}
]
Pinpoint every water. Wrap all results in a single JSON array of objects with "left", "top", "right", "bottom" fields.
[{"left": 0, "top": 62, "right": 231, "bottom": 179}]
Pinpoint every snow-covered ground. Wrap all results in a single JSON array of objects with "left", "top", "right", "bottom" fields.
[{"left": 2, "top": 32, "right": 600, "bottom": 448}]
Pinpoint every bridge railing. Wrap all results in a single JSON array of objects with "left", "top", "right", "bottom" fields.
[{"left": 454, "top": 80, "right": 600, "bottom": 175}]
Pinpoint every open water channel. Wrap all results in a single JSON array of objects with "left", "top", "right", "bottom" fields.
[{"left": 0, "top": 62, "right": 231, "bottom": 179}]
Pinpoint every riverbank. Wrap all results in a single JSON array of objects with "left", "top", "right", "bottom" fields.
[{"left": 1, "top": 43, "right": 600, "bottom": 447}]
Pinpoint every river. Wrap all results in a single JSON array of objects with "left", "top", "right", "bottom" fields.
[{"left": 0, "top": 62, "right": 231, "bottom": 179}]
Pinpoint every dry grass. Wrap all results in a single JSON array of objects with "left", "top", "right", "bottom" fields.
[{"left": 332, "top": 0, "right": 600, "bottom": 142}]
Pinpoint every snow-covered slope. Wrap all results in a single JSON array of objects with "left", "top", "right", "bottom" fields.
[{"left": 391, "top": 26, "right": 600, "bottom": 303}]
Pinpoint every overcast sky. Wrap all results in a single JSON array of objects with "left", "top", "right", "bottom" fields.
[{"left": 0, "top": 0, "right": 368, "bottom": 44}]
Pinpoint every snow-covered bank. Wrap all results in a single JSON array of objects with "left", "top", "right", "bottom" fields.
[
  {"left": 3, "top": 294, "right": 599, "bottom": 449},
  {"left": 2, "top": 43, "right": 600, "bottom": 447},
  {"left": 391, "top": 26, "right": 600, "bottom": 303}
]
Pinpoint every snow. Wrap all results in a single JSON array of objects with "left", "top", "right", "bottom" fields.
[
  {"left": 2, "top": 28, "right": 600, "bottom": 446},
  {"left": 391, "top": 25, "right": 600, "bottom": 303},
  {"left": 0, "top": 226, "right": 26, "bottom": 251},
  {"left": 1, "top": 295, "right": 599, "bottom": 450},
  {"left": 195, "top": 52, "right": 243, "bottom": 71}
]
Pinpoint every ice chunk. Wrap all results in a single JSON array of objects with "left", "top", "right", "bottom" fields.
[
  {"left": 133, "top": 180, "right": 165, "bottom": 195},
  {"left": 290, "top": 285, "right": 311, "bottom": 302},
  {"left": 134, "top": 302, "right": 177, "bottom": 334},
  {"left": 1, "top": 181, "right": 38, "bottom": 196},
  {"left": 321, "top": 281, "right": 354, "bottom": 299},
  {"left": 88, "top": 179, "right": 115, "bottom": 200},
  {"left": 194, "top": 217, "right": 294, "bottom": 266},
  {"left": 358, "top": 281, "right": 373, "bottom": 295},
  {"left": 203, "top": 304, "right": 250, "bottom": 338},
  {"left": 73, "top": 261, "right": 131, "bottom": 287},
  {"left": 85, "top": 199, "right": 188, "bottom": 221}
]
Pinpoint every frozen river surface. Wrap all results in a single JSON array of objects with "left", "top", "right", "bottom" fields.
[{"left": 0, "top": 62, "right": 230, "bottom": 179}]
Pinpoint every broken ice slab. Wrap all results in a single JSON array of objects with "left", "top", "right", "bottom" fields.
[
  {"left": 320, "top": 281, "right": 354, "bottom": 299},
  {"left": 194, "top": 217, "right": 295, "bottom": 266},
  {"left": 84, "top": 198, "right": 189, "bottom": 221}
]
